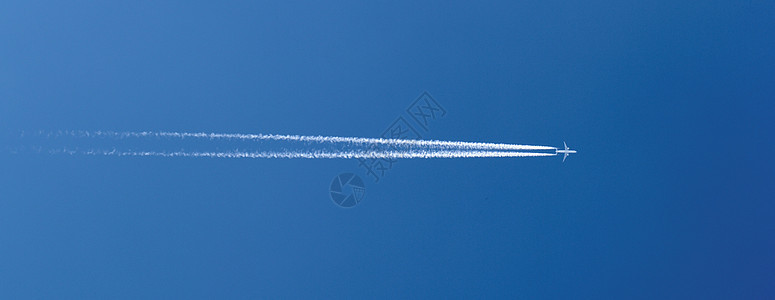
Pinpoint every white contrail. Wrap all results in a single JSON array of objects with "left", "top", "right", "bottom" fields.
[
  {"left": 67, "top": 130, "right": 557, "bottom": 151},
  {"left": 78, "top": 149, "right": 557, "bottom": 159}
]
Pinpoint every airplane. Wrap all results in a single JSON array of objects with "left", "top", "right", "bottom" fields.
[{"left": 556, "top": 142, "right": 577, "bottom": 162}]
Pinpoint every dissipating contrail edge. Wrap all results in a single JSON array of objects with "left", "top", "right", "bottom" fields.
[{"left": 63, "top": 130, "right": 557, "bottom": 151}]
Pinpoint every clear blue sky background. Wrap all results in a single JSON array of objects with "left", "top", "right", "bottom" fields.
[{"left": 1, "top": 1, "right": 773, "bottom": 298}]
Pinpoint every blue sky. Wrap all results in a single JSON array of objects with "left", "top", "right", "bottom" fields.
[{"left": 1, "top": 1, "right": 773, "bottom": 298}]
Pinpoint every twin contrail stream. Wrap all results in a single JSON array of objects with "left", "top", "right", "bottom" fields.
[
  {"left": 32, "top": 130, "right": 562, "bottom": 159},
  {"left": 71, "top": 130, "right": 557, "bottom": 151},
  {"left": 77, "top": 149, "right": 556, "bottom": 159}
]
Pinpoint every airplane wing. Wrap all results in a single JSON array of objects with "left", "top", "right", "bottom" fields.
[{"left": 563, "top": 152, "right": 568, "bottom": 162}]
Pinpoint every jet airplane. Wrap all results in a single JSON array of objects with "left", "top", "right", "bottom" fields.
[{"left": 556, "top": 142, "right": 577, "bottom": 162}]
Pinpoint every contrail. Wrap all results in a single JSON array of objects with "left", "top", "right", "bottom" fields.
[
  {"left": 31, "top": 130, "right": 562, "bottom": 160},
  {"left": 74, "top": 149, "right": 557, "bottom": 159},
  {"left": 65, "top": 130, "right": 556, "bottom": 151}
]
